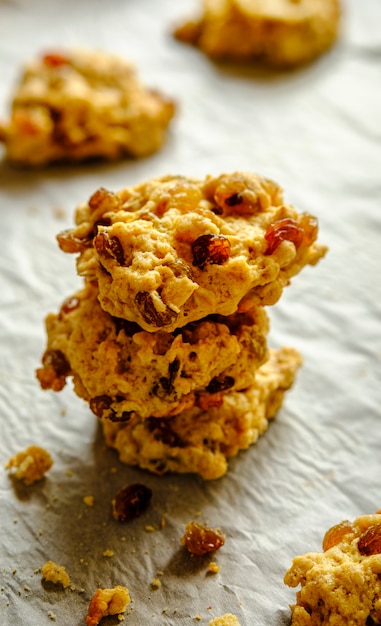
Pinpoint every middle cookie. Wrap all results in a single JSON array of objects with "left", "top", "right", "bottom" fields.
[{"left": 36, "top": 281, "right": 269, "bottom": 420}]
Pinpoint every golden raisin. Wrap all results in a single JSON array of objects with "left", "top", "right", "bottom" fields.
[
  {"left": 358, "top": 524, "right": 381, "bottom": 556},
  {"left": 181, "top": 522, "right": 225, "bottom": 555},
  {"left": 264, "top": 218, "right": 304, "bottom": 255},
  {"left": 42, "top": 52, "right": 70, "bottom": 67},
  {"left": 192, "top": 234, "right": 231, "bottom": 269},
  {"left": 94, "top": 232, "right": 125, "bottom": 265},
  {"left": 56, "top": 229, "right": 92, "bottom": 253},
  {"left": 322, "top": 520, "right": 355, "bottom": 551},
  {"left": 135, "top": 292, "right": 177, "bottom": 328},
  {"left": 88, "top": 187, "right": 120, "bottom": 212},
  {"left": 112, "top": 484, "right": 152, "bottom": 522}
]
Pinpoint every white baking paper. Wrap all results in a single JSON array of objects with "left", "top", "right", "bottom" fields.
[{"left": 1, "top": 1, "right": 381, "bottom": 624}]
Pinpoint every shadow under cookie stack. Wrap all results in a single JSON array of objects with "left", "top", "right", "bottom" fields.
[{"left": 36, "top": 171, "right": 326, "bottom": 480}]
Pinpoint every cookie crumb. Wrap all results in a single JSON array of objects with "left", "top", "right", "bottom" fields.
[
  {"left": 102, "top": 549, "right": 114, "bottom": 558},
  {"left": 6, "top": 445, "right": 53, "bottom": 485},
  {"left": 151, "top": 578, "right": 161, "bottom": 589},
  {"left": 41, "top": 560, "right": 70, "bottom": 589},
  {"left": 47, "top": 610, "right": 56, "bottom": 621},
  {"left": 86, "top": 585, "right": 130, "bottom": 626},
  {"left": 208, "top": 562, "right": 220, "bottom": 574},
  {"left": 84, "top": 495, "right": 95, "bottom": 507}
]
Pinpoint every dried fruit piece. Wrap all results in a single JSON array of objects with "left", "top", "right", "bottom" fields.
[
  {"left": 181, "top": 521, "right": 225, "bottom": 555},
  {"left": 264, "top": 218, "right": 304, "bottom": 255},
  {"left": 135, "top": 291, "right": 177, "bottom": 327},
  {"left": 94, "top": 232, "right": 125, "bottom": 265},
  {"left": 322, "top": 520, "right": 355, "bottom": 551},
  {"left": 89, "top": 395, "right": 132, "bottom": 422},
  {"left": 147, "top": 418, "right": 185, "bottom": 448},
  {"left": 192, "top": 234, "right": 231, "bottom": 269},
  {"left": 113, "top": 483, "right": 152, "bottom": 522},
  {"left": 358, "top": 524, "right": 381, "bottom": 556},
  {"left": 56, "top": 229, "right": 92, "bottom": 253},
  {"left": 42, "top": 52, "right": 70, "bottom": 67},
  {"left": 206, "top": 375, "right": 235, "bottom": 394},
  {"left": 36, "top": 349, "right": 70, "bottom": 391},
  {"left": 59, "top": 295, "right": 80, "bottom": 317},
  {"left": 88, "top": 187, "right": 120, "bottom": 212}
]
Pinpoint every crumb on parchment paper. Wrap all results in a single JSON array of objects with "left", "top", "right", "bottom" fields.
[
  {"left": 86, "top": 585, "right": 131, "bottom": 626},
  {"left": 41, "top": 561, "right": 71, "bottom": 589},
  {"left": 5, "top": 445, "right": 53, "bottom": 485}
]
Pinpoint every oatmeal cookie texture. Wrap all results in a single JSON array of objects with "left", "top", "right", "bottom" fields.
[
  {"left": 284, "top": 512, "right": 381, "bottom": 625},
  {"left": 57, "top": 172, "right": 326, "bottom": 332},
  {"left": 35, "top": 280, "right": 270, "bottom": 419},
  {"left": 174, "top": 0, "right": 341, "bottom": 67},
  {"left": 102, "top": 347, "right": 302, "bottom": 479},
  {"left": 37, "top": 169, "right": 324, "bottom": 478},
  {"left": 5, "top": 445, "right": 53, "bottom": 485},
  {"left": 0, "top": 48, "right": 175, "bottom": 166}
]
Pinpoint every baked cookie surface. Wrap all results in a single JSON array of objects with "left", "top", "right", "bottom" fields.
[
  {"left": 102, "top": 346, "right": 302, "bottom": 480},
  {"left": 57, "top": 172, "right": 326, "bottom": 332},
  {"left": 284, "top": 512, "right": 381, "bottom": 625},
  {"left": 36, "top": 281, "right": 270, "bottom": 419},
  {"left": 174, "top": 0, "right": 341, "bottom": 67},
  {"left": 0, "top": 48, "right": 175, "bottom": 166}
]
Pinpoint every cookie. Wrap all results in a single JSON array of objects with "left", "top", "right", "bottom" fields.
[
  {"left": 284, "top": 512, "right": 381, "bottom": 625},
  {"left": 174, "top": 0, "right": 341, "bottom": 67},
  {"left": 57, "top": 172, "right": 327, "bottom": 332},
  {"left": 36, "top": 280, "right": 270, "bottom": 419},
  {"left": 0, "top": 48, "right": 175, "bottom": 166},
  {"left": 102, "top": 346, "right": 302, "bottom": 480}
]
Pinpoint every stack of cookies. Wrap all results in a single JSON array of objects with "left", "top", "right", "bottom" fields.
[{"left": 36, "top": 171, "right": 326, "bottom": 479}]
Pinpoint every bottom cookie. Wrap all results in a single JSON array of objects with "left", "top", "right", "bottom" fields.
[
  {"left": 102, "top": 346, "right": 302, "bottom": 480},
  {"left": 284, "top": 512, "right": 381, "bottom": 625}
]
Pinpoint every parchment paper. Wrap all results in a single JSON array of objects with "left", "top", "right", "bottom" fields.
[{"left": 1, "top": 1, "right": 381, "bottom": 624}]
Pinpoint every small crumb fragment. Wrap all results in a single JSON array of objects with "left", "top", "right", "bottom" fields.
[
  {"left": 102, "top": 549, "right": 114, "bottom": 558},
  {"left": 195, "top": 616, "right": 202, "bottom": 621},
  {"left": 151, "top": 578, "right": 161, "bottom": 589},
  {"left": 208, "top": 562, "right": 221, "bottom": 574},
  {"left": 41, "top": 561, "right": 71, "bottom": 589},
  {"left": 86, "top": 585, "right": 130, "bottom": 626},
  {"left": 145, "top": 525, "right": 155, "bottom": 532},
  {"left": 209, "top": 615, "right": 241, "bottom": 626},
  {"left": 84, "top": 495, "right": 95, "bottom": 507},
  {"left": 47, "top": 610, "right": 56, "bottom": 621},
  {"left": 160, "top": 517, "right": 166, "bottom": 529},
  {"left": 181, "top": 521, "right": 225, "bottom": 555},
  {"left": 65, "top": 469, "right": 73, "bottom": 477},
  {"left": 6, "top": 445, "right": 53, "bottom": 485}
]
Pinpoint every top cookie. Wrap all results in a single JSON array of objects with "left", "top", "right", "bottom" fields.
[
  {"left": 174, "top": 0, "right": 341, "bottom": 68},
  {"left": 57, "top": 172, "right": 327, "bottom": 333},
  {"left": 0, "top": 48, "right": 175, "bottom": 166}
]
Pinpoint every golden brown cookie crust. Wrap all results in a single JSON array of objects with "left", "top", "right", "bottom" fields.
[
  {"left": 102, "top": 346, "right": 302, "bottom": 479},
  {"left": 0, "top": 48, "right": 175, "bottom": 166},
  {"left": 174, "top": 0, "right": 341, "bottom": 67},
  {"left": 284, "top": 513, "right": 381, "bottom": 625},
  {"left": 36, "top": 281, "right": 270, "bottom": 419},
  {"left": 57, "top": 172, "right": 326, "bottom": 332}
]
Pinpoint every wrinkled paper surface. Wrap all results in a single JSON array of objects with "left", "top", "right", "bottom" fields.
[{"left": 1, "top": 1, "right": 381, "bottom": 624}]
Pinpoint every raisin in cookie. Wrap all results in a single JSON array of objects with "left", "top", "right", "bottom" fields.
[
  {"left": 0, "top": 48, "right": 175, "bottom": 166},
  {"left": 284, "top": 512, "right": 381, "bottom": 625},
  {"left": 36, "top": 281, "right": 270, "bottom": 419},
  {"left": 174, "top": 0, "right": 341, "bottom": 68},
  {"left": 57, "top": 172, "right": 326, "bottom": 332},
  {"left": 102, "top": 346, "right": 302, "bottom": 480}
]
